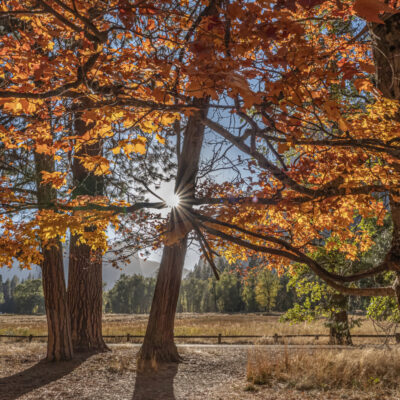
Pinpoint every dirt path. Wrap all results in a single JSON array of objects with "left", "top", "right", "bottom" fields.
[{"left": 0, "top": 344, "right": 397, "bottom": 400}]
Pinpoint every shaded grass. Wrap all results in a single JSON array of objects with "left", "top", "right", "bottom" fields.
[{"left": 247, "top": 347, "right": 400, "bottom": 393}]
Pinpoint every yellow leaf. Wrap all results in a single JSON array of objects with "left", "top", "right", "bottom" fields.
[
  {"left": 98, "top": 125, "right": 112, "bottom": 138},
  {"left": 2, "top": 99, "right": 36, "bottom": 114},
  {"left": 36, "top": 143, "right": 52, "bottom": 155},
  {"left": 3, "top": 100, "right": 23, "bottom": 113},
  {"left": 41, "top": 171, "right": 67, "bottom": 189},
  {"left": 132, "top": 136, "right": 147, "bottom": 155},
  {"left": 156, "top": 134, "right": 165, "bottom": 144},
  {"left": 133, "top": 142, "right": 146, "bottom": 155},
  {"left": 123, "top": 143, "right": 136, "bottom": 154}
]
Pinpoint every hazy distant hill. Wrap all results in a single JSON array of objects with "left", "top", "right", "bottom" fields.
[
  {"left": 0, "top": 253, "right": 190, "bottom": 290},
  {"left": 102, "top": 255, "right": 160, "bottom": 289}
]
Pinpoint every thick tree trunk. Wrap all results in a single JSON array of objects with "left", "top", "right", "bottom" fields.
[
  {"left": 329, "top": 311, "right": 352, "bottom": 345},
  {"left": 328, "top": 298, "right": 352, "bottom": 346},
  {"left": 329, "top": 310, "right": 352, "bottom": 345},
  {"left": 42, "top": 242, "right": 74, "bottom": 361},
  {"left": 68, "top": 237, "right": 108, "bottom": 352},
  {"left": 139, "top": 100, "right": 209, "bottom": 365},
  {"left": 35, "top": 151, "right": 73, "bottom": 361},
  {"left": 371, "top": 15, "right": 400, "bottom": 304},
  {"left": 371, "top": 14, "right": 400, "bottom": 100},
  {"left": 139, "top": 239, "right": 188, "bottom": 363},
  {"left": 328, "top": 295, "right": 352, "bottom": 345},
  {"left": 68, "top": 108, "right": 108, "bottom": 353}
]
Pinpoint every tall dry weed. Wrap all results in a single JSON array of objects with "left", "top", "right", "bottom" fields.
[{"left": 247, "top": 347, "right": 400, "bottom": 391}]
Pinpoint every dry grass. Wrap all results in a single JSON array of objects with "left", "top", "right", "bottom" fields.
[
  {"left": 247, "top": 346, "right": 400, "bottom": 393},
  {"left": 0, "top": 313, "right": 384, "bottom": 338},
  {"left": 105, "top": 350, "right": 137, "bottom": 374},
  {"left": 1, "top": 343, "right": 399, "bottom": 399}
]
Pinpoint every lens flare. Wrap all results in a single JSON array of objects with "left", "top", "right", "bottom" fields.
[{"left": 165, "top": 192, "right": 181, "bottom": 208}]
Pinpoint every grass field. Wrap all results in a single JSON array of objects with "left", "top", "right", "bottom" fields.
[
  {"left": 1, "top": 314, "right": 400, "bottom": 399},
  {"left": 1, "top": 343, "right": 399, "bottom": 399},
  {"left": 0, "top": 313, "right": 395, "bottom": 345},
  {"left": 246, "top": 347, "right": 400, "bottom": 396}
]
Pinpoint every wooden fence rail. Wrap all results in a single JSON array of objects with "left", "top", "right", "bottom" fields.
[{"left": 1, "top": 333, "right": 400, "bottom": 344}]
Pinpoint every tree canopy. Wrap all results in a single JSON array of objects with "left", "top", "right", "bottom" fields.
[{"left": 2, "top": 1, "right": 400, "bottom": 362}]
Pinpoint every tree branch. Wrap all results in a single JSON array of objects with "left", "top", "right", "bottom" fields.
[{"left": 201, "top": 223, "right": 394, "bottom": 297}]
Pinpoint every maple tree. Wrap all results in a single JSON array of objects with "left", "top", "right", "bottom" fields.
[
  {"left": 67, "top": 105, "right": 109, "bottom": 353},
  {"left": 2, "top": 0, "right": 400, "bottom": 365},
  {"left": 0, "top": 0, "right": 181, "bottom": 361},
  {"left": 192, "top": 0, "right": 400, "bottom": 295},
  {"left": 0, "top": 0, "right": 231, "bottom": 362}
]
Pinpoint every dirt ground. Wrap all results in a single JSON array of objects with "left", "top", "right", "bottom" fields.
[{"left": 0, "top": 343, "right": 399, "bottom": 400}]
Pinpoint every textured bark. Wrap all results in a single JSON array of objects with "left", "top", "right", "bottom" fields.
[
  {"left": 371, "top": 15, "right": 400, "bottom": 100},
  {"left": 390, "top": 202, "right": 400, "bottom": 304},
  {"left": 42, "top": 242, "right": 74, "bottom": 361},
  {"left": 68, "top": 237, "right": 108, "bottom": 352},
  {"left": 139, "top": 101, "right": 208, "bottom": 364},
  {"left": 328, "top": 295, "right": 352, "bottom": 345},
  {"left": 372, "top": 15, "right": 400, "bottom": 305},
  {"left": 68, "top": 108, "right": 108, "bottom": 353},
  {"left": 35, "top": 151, "right": 73, "bottom": 361},
  {"left": 138, "top": 240, "right": 188, "bottom": 364},
  {"left": 329, "top": 310, "right": 352, "bottom": 345}
]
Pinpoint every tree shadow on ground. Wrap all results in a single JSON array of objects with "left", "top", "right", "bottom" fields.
[
  {"left": 0, "top": 354, "right": 90, "bottom": 400},
  {"left": 132, "top": 363, "right": 178, "bottom": 400}
]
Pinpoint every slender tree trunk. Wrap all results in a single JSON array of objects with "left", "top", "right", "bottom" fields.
[
  {"left": 35, "top": 151, "right": 73, "bottom": 361},
  {"left": 213, "top": 281, "right": 217, "bottom": 312},
  {"left": 67, "top": 108, "right": 108, "bottom": 353},
  {"left": 139, "top": 101, "right": 209, "bottom": 364}
]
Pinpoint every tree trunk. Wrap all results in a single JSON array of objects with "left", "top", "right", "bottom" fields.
[
  {"left": 327, "top": 294, "right": 352, "bottom": 345},
  {"left": 329, "top": 310, "right": 352, "bottom": 345},
  {"left": 371, "top": 15, "right": 400, "bottom": 304},
  {"left": 42, "top": 241, "right": 74, "bottom": 361},
  {"left": 328, "top": 313, "right": 352, "bottom": 345},
  {"left": 68, "top": 108, "right": 108, "bottom": 353},
  {"left": 35, "top": 151, "right": 73, "bottom": 361},
  {"left": 139, "top": 238, "right": 188, "bottom": 363},
  {"left": 68, "top": 237, "right": 108, "bottom": 352},
  {"left": 371, "top": 15, "right": 400, "bottom": 100},
  {"left": 139, "top": 100, "right": 209, "bottom": 365}
]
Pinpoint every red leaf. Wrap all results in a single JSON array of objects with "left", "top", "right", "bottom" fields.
[{"left": 353, "top": 0, "right": 397, "bottom": 24}]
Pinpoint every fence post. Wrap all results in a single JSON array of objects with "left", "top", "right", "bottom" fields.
[
  {"left": 127, "top": 333, "right": 130, "bottom": 343},
  {"left": 395, "top": 333, "right": 400, "bottom": 344},
  {"left": 273, "top": 333, "right": 279, "bottom": 344},
  {"left": 28, "top": 334, "right": 33, "bottom": 343},
  {"left": 218, "top": 333, "right": 222, "bottom": 344}
]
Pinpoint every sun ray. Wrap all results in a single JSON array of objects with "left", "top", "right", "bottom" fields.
[{"left": 165, "top": 192, "right": 181, "bottom": 209}]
